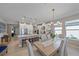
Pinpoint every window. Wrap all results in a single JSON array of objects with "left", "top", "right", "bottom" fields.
[
  {"left": 54, "top": 21, "right": 62, "bottom": 35},
  {"left": 55, "top": 27, "right": 62, "bottom": 35},
  {"left": 0, "top": 22, "right": 5, "bottom": 33},
  {"left": 66, "top": 20, "right": 79, "bottom": 40}
]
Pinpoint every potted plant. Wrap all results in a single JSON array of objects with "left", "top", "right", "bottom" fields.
[{"left": 50, "top": 32, "right": 55, "bottom": 39}]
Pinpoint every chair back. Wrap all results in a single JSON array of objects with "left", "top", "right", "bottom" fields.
[
  {"left": 58, "top": 38, "right": 68, "bottom": 56},
  {"left": 41, "top": 34, "right": 48, "bottom": 42},
  {"left": 26, "top": 40, "right": 34, "bottom": 56}
]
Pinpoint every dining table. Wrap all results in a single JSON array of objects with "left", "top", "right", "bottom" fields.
[{"left": 34, "top": 39, "right": 63, "bottom": 56}]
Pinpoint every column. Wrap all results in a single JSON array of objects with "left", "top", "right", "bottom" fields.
[
  {"left": 61, "top": 19, "right": 66, "bottom": 38},
  {"left": 7, "top": 24, "right": 12, "bottom": 37},
  {"left": 51, "top": 21, "right": 55, "bottom": 33}
]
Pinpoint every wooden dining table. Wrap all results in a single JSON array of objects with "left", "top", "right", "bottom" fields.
[{"left": 34, "top": 39, "right": 63, "bottom": 56}]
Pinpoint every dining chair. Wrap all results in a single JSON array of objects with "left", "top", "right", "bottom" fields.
[
  {"left": 26, "top": 40, "right": 34, "bottom": 56},
  {"left": 58, "top": 38, "right": 68, "bottom": 56}
]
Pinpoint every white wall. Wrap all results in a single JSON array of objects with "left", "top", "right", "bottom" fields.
[
  {"left": 63, "top": 13, "right": 79, "bottom": 21},
  {"left": 0, "top": 18, "right": 6, "bottom": 23}
]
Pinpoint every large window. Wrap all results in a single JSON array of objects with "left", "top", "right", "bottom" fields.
[{"left": 66, "top": 20, "right": 79, "bottom": 40}]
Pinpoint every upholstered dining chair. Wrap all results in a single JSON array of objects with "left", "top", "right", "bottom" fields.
[
  {"left": 57, "top": 38, "right": 68, "bottom": 56},
  {"left": 61, "top": 38, "right": 68, "bottom": 56},
  {"left": 26, "top": 40, "right": 34, "bottom": 56},
  {"left": 40, "top": 34, "right": 48, "bottom": 42}
]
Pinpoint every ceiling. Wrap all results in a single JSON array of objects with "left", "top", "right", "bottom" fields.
[{"left": 0, "top": 3, "right": 79, "bottom": 24}]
